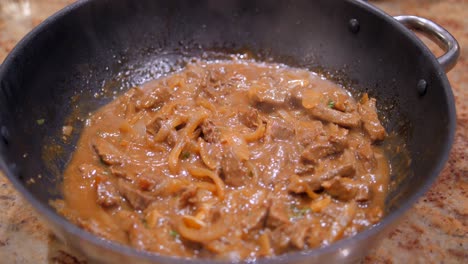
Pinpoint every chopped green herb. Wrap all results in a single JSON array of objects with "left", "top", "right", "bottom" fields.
[
  {"left": 180, "top": 152, "right": 190, "bottom": 160},
  {"left": 36, "top": 119, "right": 45, "bottom": 125},
  {"left": 169, "top": 230, "right": 179, "bottom": 238},
  {"left": 290, "top": 205, "right": 311, "bottom": 219},
  {"left": 327, "top": 100, "right": 335, "bottom": 109}
]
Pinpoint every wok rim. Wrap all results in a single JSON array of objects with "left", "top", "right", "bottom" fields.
[{"left": 0, "top": 0, "right": 456, "bottom": 263}]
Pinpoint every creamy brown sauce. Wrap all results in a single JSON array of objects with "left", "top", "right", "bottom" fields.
[{"left": 58, "top": 59, "right": 390, "bottom": 261}]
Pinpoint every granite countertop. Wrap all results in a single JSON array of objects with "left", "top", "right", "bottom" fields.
[{"left": 0, "top": 0, "right": 466, "bottom": 263}]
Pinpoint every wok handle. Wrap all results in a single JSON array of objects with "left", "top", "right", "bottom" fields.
[{"left": 394, "top": 15, "right": 460, "bottom": 73}]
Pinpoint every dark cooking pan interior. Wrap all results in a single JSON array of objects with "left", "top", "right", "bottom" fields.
[{"left": 0, "top": 0, "right": 455, "bottom": 262}]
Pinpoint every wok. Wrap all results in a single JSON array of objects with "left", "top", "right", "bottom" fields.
[{"left": 0, "top": 0, "right": 460, "bottom": 263}]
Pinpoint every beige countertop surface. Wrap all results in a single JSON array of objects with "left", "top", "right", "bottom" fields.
[{"left": 0, "top": 0, "right": 466, "bottom": 263}]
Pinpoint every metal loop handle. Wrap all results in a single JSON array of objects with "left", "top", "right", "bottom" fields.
[{"left": 394, "top": 15, "right": 460, "bottom": 73}]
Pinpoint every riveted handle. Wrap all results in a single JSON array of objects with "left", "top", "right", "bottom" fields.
[{"left": 395, "top": 15, "right": 460, "bottom": 73}]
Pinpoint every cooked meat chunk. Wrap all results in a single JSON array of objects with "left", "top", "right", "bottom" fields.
[
  {"left": 92, "top": 138, "right": 124, "bottom": 165},
  {"left": 290, "top": 164, "right": 356, "bottom": 195},
  {"left": 270, "top": 219, "right": 310, "bottom": 252},
  {"left": 307, "top": 105, "right": 361, "bottom": 128},
  {"left": 322, "top": 177, "right": 370, "bottom": 201},
  {"left": 287, "top": 219, "right": 310, "bottom": 249},
  {"left": 249, "top": 82, "right": 288, "bottom": 108},
  {"left": 242, "top": 204, "right": 269, "bottom": 231},
  {"left": 266, "top": 199, "right": 290, "bottom": 228},
  {"left": 238, "top": 108, "right": 261, "bottom": 128},
  {"left": 201, "top": 119, "right": 221, "bottom": 143},
  {"left": 136, "top": 86, "right": 171, "bottom": 109},
  {"left": 97, "top": 180, "right": 120, "bottom": 207},
  {"left": 78, "top": 164, "right": 120, "bottom": 207},
  {"left": 295, "top": 120, "right": 324, "bottom": 146},
  {"left": 317, "top": 163, "right": 356, "bottom": 180},
  {"left": 220, "top": 147, "right": 249, "bottom": 187},
  {"left": 287, "top": 174, "right": 319, "bottom": 199},
  {"left": 301, "top": 141, "right": 344, "bottom": 164},
  {"left": 358, "top": 94, "right": 386, "bottom": 141},
  {"left": 269, "top": 119, "right": 295, "bottom": 140},
  {"left": 325, "top": 123, "right": 349, "bottom": 147},
  {"left": 117, "top": 179, "right": 155, "bottom": 210}
]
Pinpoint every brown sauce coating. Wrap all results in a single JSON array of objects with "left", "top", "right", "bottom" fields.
[{"left": 58, "top": 59, "right": 390, "bottom": 261}]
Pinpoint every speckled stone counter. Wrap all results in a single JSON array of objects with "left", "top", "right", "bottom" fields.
[{"left": 0, "top": 0, "right": 466, "bottom": 263}]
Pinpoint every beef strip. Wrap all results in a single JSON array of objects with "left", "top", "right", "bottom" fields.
[
  {"left": 266, "top": 198, "right": 290, "bottom": 228},
  {"left": 201, "top": 119, "right": 221, "bottom": 143},
  {"left": 307, "top": 105, "right": 360, "bottom": 128},
  {"left": 322, "top": 177, "right": 370, "bottom": 202},
  {"left": 288, "top": 164, "right": 356, "bottom": 194},
  {"left": 295, "top": 120, "right": 324, "bottom": 146},
  {"left": 117, "top": 179, "right": 155, "bottom": 210},
  {"left": 92, "top": 137, "right": 124, "bottom": 165},
  {"left": 269, "top": 219, "right": 311, "bottom": 252},
  {"left": 78, "top": 164, "right": 120, "bottom": 207},
  {"left": 97, "top": 180, "right": 120, "bottom": 207},
  {"left": 238, "top": 108, "right": 261, "bottom": 128},
  {"left": 241, "top": 204, "right": 269, "bottom": 231},
  {"left": 136, "top": 86, "right": 171, "bottom": 110},
  {"left": 269, "top": 119, "right": 295, "bottom": 140},
  {"left": 325, "top": 123, "right": 349, "bottom": 147},
  {"left": 220, "top": 147, "right": 249, "bottom": 187},
  {"left": 358, "top": 95, "right": 386, "bottom": 141},
  {"left": 248, "top": 82, "right": 289, "bottom": 108},
  {"left": 287, "top": 174, "right": 318, "bottom": 199},
  {"left": 301, "top": 140, "right": 344, "bottom": 164}
]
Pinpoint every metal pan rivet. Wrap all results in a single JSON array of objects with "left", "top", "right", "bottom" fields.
[
  {"left": 417, "top": 79, "right": 428, "bottom": 96},
  {"left": 1, "top": 126, "right": 9, "bottom": 145},
  {"left": 349, "top": 19, "right": 360, "bottom": 34}
]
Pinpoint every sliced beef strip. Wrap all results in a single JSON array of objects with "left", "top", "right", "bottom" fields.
[
  {"left": 248, "top": 82, "right": 289, "bottom": 108},
  {"left": 201, "top": 119, "right": 221, "bottom": 143},
  {"left": 325, "top": 123, "right": 349, "bottom": 147},
  {"left": 241, "top": 203, "right": 269, "bottom": 232},
  {"left": 269, "top": 219, "right": 311, "bottom": 252},
  {"left": 96, "top": 180, "right": 120, "bottom": 207},
  {"left": 117, "top": 179, "right": 156, "bottom": 210},
  {"left": 268, "top": 119, "right": 295, "bottom": 140},
  {"left": 358, "top": 95, "right": 386, "bottom": 141},
  {"left": 287, "top": 174, "right": 319, "bottom": 199},
  {"left": 136, "top": 86, "right": 171, "bottom": 110},
  {"left": 295, "top": 120, "right": 324, "bottom": 146},
  {"left": 78, "top": 164, "right": 120, "bottom": 207},
  {"left": 238, "top": 108, "right": 261, "bottom": 128},
  {"left": 287, "top": 219, "right": 311, "bottom": 249},
  {"left": 301, "top": 140, "right": 344, "bottom": 164},
  {"left": 322, "top": 177, "right": 370, "bottom": 202},
  {"left": 289, "top": 164, "right": 356, "bottom": 194},
  {"left": 266, "top": 198, "right": 290, "bottom": 228},
  {"left": 220, "top": 147, "right": 249, "bottom": 187},
  {"left": 92, "top": 137, "right": 124, "bottom": 165},
  {"left": 307, "top": 105, "right": 361, "bottom": 128}
]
